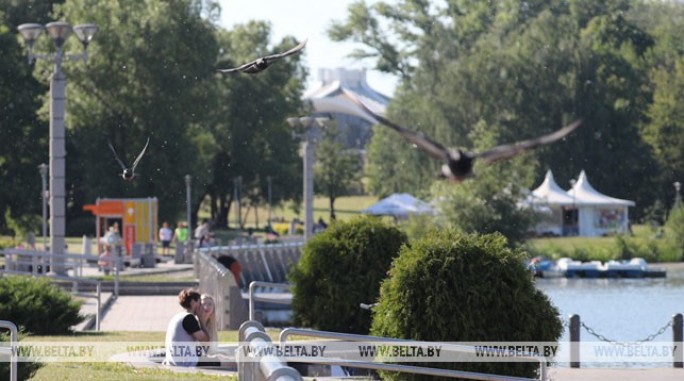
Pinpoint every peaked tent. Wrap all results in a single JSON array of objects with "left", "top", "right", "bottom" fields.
[
  {"left": 363, "top": 193, "right": 433, "bottom": 219},
  {"left": 527, "top": 170, "right": 635, "bottom": 237},
  {"left": 567, "top": 170, "right": 635, "bottom": 236},
  {"left": 526, "top": 170, "right": 577, "bottom": 236}
]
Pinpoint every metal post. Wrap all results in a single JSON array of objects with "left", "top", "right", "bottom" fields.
[
  {"left": 185, "top": 174, "right": 192, "bottom": 238},
  {"left": 569, "top": 314, "right": 580, "bottom": 368},
  {"left": 303, "top": 136, "right": 315, "bottom": 242},
  {"left": 50, "top": 52, "right": 67, "bottom": 275},
  {"left": 39, "top": 163, "right": 48, "bottom": 250},
  {"left": 267, "top": 175, "right": 272, "bottom": 226},
  {"left": 674, "top": 313, "right": 683, "bottom": 368}
]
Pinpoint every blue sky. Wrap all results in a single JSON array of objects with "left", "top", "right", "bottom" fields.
[{"left": 218, "top": 0, "right": 398, "bottom": 97}]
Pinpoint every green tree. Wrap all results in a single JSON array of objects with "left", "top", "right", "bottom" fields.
[
  {"left": 314, "top": 125, "right": 362, "bottom": 220},
  {"left": 50, "top": 0, "right": 220, "bottom": 226},
  {"left": 333, "top": 0, "right": 660, "bottom": 222},
  {"left": 0, "top": 8, "right": 51, "bottom": 234}
]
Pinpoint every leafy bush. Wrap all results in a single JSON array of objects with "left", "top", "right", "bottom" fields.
[
  {"left": 0, "top": 331, "right": 43, "bottom": 380},
  {"left": 0, "top": 277, "right": 84, "bottom": 334},
  {"left": 290, "top": 216, "right": 408, "bottom": 334},
  {"left": 371, "top": 230, "right": 562, "bottom": 380}
]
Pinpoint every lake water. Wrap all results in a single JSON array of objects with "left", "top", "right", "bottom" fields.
[{"left": 535, "top": 264, "right": 684, "bottom": 367}]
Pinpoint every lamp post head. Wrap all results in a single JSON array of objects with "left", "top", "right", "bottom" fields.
[
  {"left": 73, "top": 24, "right": 97, "bottom": 47},
  {"left": 45, "top": 22, "right": 73, "bottom": 48},
  {"left": 185, "top": 174, "right": 192, "bottom": 186},
  {"left": 18, "top": 23, "right": 45, "bottom": 48},
  {"left": 674, "top": 181, "right": 681, "bottom": 193},
  {"left": 38, "top": 163, "right": 48, "bottom": 176}
]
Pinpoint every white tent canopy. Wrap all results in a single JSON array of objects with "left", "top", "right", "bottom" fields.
[
  {"left": 530, "top": 170, "right": 577, "bottom": 206},
  {"left": 363, "top": 193, "right": 433, "bottom": 218},
  {"left": 527, "top": 170, "right": 635, "bottom": 237},
  {"left": 568, "top": 170, "right": 635, "bottom": 207}
]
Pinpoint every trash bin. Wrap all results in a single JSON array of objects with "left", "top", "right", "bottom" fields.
[
  {"left": 141, "top": 243, "right": 156, "bottom": 268},
  {"left": 174, "top": 242, "right": 185, "bottom": 264}
]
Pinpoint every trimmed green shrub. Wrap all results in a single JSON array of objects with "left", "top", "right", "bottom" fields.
[
  {"left": 290, "top": 216, "right": 408, "bottom": 334},
  {"left": 0, "top": 331, "right": 43, "bottom": 380},
  {"left": 371, "top": 230, "right": 562, "bottom": 380},
  {"left": 0, "top": 276, "right": 84, "bottom": 335}
]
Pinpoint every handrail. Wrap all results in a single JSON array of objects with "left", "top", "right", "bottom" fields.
[
  {"left": 1, "top": 249, "right": 120, "bottom": 297},
  {"left": 237, "top": 320, "right": 302, "bottom": 381},
  {"left": 0, "top": 320, "right": 18, "bottom": 381},
  {"left": 248, "top": 281, "right": 291, "bottom": 320},
  {"left": 280, "top": 328, "right": 547, "bottom": 381}
]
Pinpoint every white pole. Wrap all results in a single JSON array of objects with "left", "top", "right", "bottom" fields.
[{"left": 50, "top": 48, "right": 67, "bottom": 274}]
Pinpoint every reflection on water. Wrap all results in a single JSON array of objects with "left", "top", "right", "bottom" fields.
[{"left": 535, "top": 267, "right": 684, "bottom": 367}]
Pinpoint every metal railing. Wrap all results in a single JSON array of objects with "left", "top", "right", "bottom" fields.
[
  {"left": 0, "top": 320, "right": 18, "bottom": 381},
  {"left": 197, "top": 250, "right": 248, "bottom": 330},
  {"left": 279, "top": 328, "right": 547, "bottom": 381},
  {"left": 568, "top": 313, "right": 684, "bottom": 368},
  {"left": 197, "top": 241, "right": 303, "bottom": 289},
  {"left": 248, "top": 281, "right": 292, "bottom": 321},
  {"left": 1, "top": 249, "right": 120, "bottom": 297},
  {"left": 238, "top": 320, "right": 302, "bottom": 381}
]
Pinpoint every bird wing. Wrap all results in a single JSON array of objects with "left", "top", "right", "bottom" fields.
[
  {"left": 216, "top": 39, "right": 307, "bottom": 74},
  {"left": 131, "top": 137, "right": 150, "bottom": 172},
  {"left": 108, "top": 140, "right": 127, "bottom": 170},
  {"left": 343, "top": 89, "right": 451, "bottom": 162},
  {"left": 475, "top": 120, "right": 582, "bottom": 165},
  {"left": 263, "top": 39, "right": 307, "bottom": 60},
  {"left": 216, "top": 60, "right": 257, "bottom": 74}
]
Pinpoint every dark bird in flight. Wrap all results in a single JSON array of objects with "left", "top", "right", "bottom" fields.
[
  {"left": 344, "top": 90, "right": 581, "bottom": 182},
  {"left": 217, "top": 39, "right": 307, "bottom": 74},
  {"left": 108, "top": 137, "right": 150, "bottom": 181}
]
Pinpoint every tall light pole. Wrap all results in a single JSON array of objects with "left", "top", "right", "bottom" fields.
[
  {"left": 570, "top": 178, "right": 577, "bottom": 236},
  {"left": 287, "top": 116, "right": 330, "bottom": 241},
  {"left": 267, "top": 175, "right": 273, "bottom": 226},
  {"left": 185, "top": 175, "right": 192, "bottom": 237},
  {"left": 18, "top": 22, "right": 97, "bottom": 274},
  {"left": 675, "top": 181, "right": 682, "bottom": 209},
  {"left": 38, "top": 163, "right": 48, "bottom": 250}
]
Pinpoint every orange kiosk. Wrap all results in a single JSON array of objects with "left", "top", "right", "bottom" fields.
[{"left": 83, "top": 198, "right": 158, "bottom": 257}]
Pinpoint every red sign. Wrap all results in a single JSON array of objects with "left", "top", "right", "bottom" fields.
[{"left": 125, "top": 225, "right": 136, "bottom": 256}]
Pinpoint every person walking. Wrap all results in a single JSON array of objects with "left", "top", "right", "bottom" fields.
[
  {"left": 159, "top": 221, "right": 173, "bottom": 256},
  {"left": 173, "top": 222, "right": 189, "bottom": 245}
]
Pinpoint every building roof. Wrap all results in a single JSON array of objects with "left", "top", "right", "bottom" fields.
[{"left": 303, "top": 68, "right": 389, "bottom": 123}]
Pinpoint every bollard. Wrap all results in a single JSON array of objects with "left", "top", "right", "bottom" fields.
[
  {"left": 674, "top": 313, "right": 683, "bottom": 368},
  {"left": 569, "top": 314, "right": 580, "bottom": 368}
]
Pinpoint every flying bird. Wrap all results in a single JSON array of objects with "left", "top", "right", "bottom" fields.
[
  {"left": 217, "top": 39, "right": 307, "bottom": 74},
  {"left": 344, "top": 90, "right": 581, "bottom": 182},
  {"left": 108, "top": 137, "right": 150, "bottom": 181}
]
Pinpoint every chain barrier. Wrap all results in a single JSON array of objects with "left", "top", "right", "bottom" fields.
[{"left": 580, "top": 320, "right": 673, "bottom": 347}]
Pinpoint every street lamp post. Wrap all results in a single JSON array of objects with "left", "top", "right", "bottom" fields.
[
  {"left": 18, "top": 21, "right": 97, "bottom": 274},
  {"left": 675, "top": 181, "right": 682, "bottom": 209},
  {"left": 287, "top": 116, "right": 330, "bottom": 241},
  {"left": 185, "top": 175, "right": 192, "bottom": 236},
  {"left": 38, "top": 163, "right": 48, "bottom": 250},
  {"left": 267, "top": 175, "right": 273, "bottom": 226}
]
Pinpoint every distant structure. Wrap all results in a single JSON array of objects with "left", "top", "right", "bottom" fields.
[{"left": 304, "top": 68, "right": 390, "bottom": 149}]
